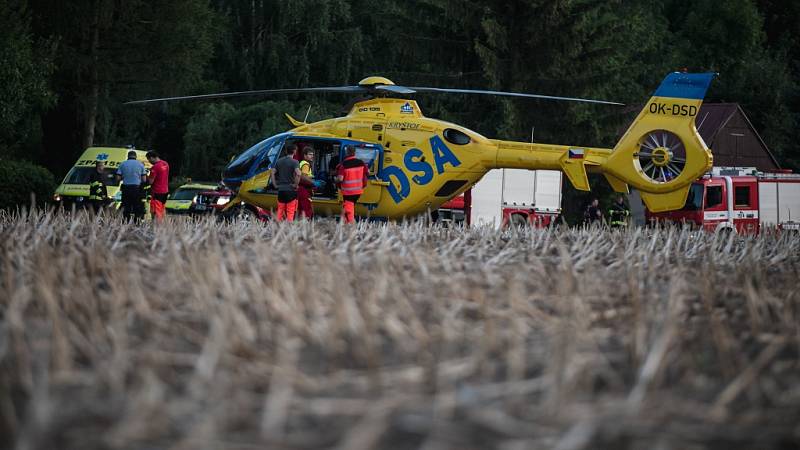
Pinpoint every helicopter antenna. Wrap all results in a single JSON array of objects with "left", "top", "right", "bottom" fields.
[{"left": 303, "top": 105, "right": 312, "bottom": 123}]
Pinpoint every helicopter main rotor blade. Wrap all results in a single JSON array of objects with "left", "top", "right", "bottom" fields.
[
  {"left": 125, "top": 86, "right": 367, "bottom": 105},
  {"left": 406, "top": 86, "right": 624, "bottom": 106},
  {"left": 374, "top": 84, "right": 417, "bottom": 94},
  {"left": 126, "top": 82, "right": 623, "bottom": 106}
]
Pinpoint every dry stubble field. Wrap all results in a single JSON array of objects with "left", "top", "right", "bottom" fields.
[{"left": 1, "top": 209, "right": 799, "bottom": 450}]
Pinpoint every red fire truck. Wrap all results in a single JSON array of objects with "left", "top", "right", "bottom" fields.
[
  {"left": 437, "top": 169, "right": 562, "bottom": 228},
  {"left": 646, "top": 167, "right": 800, "bottom": 233}
]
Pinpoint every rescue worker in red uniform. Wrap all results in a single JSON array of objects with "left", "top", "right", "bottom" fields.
[
  {"left": 297, "top": 146, "right": 319, "bottom": 220},
  {"left": 335, "top": 145, "right": 369, "bottom": 224},
  {"left": 146, "top": 151, "right": 170, "bottom": 222}
]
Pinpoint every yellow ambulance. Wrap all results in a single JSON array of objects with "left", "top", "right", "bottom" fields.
[{"left": 53, "top": 147, "right": 151, "bottom": 209}]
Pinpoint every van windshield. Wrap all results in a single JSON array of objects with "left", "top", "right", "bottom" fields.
[
  {"left": 170, "top": 188, "right": 206, "bottom": 201},
  {"left": 63, "top": 167, "right": 119, "bottom": 185}
]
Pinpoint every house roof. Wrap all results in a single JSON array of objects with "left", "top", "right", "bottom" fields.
[
  {"left": 695, "top": 103, "right": 739, "bottom": 144},
  {"left": 695, "top": 103, "right": 781, "bottom": 171}
]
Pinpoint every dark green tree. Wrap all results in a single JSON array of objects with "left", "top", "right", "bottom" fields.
[
  {"left": 756, "top": 0, "right": 800, "bottom": 169},
  {"left": 182, "top": 99, "right": 342, "bottom": 179},
  {"left": 210, "top": 0, "right": 361, "bottom": 90},
  {"left": 0, "top": 159, "right": 55, "bottom": 209},
  {"left": 667, "top": 0, "right": 797, "bottom": 169},
  {"left": 29, "top": 0, "right": 219, "bottom": 174},
  {"left": 474, "top": 0, "right": 671, "bottom": 145},
  {"left": 0, "top": 0, "right": 54, "bottom": 158}
]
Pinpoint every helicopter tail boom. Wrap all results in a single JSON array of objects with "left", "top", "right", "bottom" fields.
[
  {"left": 489, "top": 140, "right": 612, "bottom": 192},
  {"left": 491, "top": 72, "right": 716, "bottom": 212}
]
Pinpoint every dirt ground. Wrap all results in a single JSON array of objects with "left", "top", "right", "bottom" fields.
[{"left": 1, "top": 210, "right": 799, "bottom": 449}]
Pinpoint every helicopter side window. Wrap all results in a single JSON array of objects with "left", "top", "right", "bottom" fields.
[
  {"left": 255, "top": 139, "right": 285, "bottom": 173},
  {"left": 355, "top": 147, "right": 379, "bottom": 175},
  {"left": 443, "top": 128, "right": 471, "bottom": 145}
]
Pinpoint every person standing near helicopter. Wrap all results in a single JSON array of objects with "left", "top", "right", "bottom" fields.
[
  {"left": 608, "top": 195, "right": 630, "bottom": 228},
  {"left": 88, "top": 160, "right": 110, "bottom": 212},
  {"left": 116, "top": 150, "right": 146, "bottom": 222},
  {"left": 297, "top": 146, "right": 323, "bottom": 219},
  {"left": 583, "top": 198, "right": 603, "bottom": 226},
  {"left": 272, "top": 144, "right": 301, "bottom": 221},
  {"left": 335, "top": 145, "right": 369, "bottom": 224},
  {"left": 146, "top": 151, "right": 170, "bottom": 222}
]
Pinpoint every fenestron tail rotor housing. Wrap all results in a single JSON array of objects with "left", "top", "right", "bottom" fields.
[{"left": 635, "top": 130, "right": 687, "bottom": 183}]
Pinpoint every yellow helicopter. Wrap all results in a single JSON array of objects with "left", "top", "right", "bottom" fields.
[{"left": 128, "top": 72, "right": 714, "bottom": 219}]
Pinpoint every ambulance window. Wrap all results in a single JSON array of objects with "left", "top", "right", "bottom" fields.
[
  {"left": 705, "top": 185, "right": 723, "bottom": 208},
  {"left": 735, "top": 186, "right": 751, "bottom": 207}
]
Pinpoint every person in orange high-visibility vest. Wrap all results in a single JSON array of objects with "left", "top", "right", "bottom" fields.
[{"left": 335, "top": 145, "right": 369, "bottom": 224}]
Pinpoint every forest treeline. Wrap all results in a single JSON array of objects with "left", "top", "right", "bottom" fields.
[{"left": 2, "top": 0, "right": 798, "bottom": 199}]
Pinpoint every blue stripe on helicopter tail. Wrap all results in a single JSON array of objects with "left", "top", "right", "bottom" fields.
[{"left": 653, "top": 72, "right": 715, "bottom": 100}]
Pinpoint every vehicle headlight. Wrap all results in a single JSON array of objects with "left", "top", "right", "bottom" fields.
[
  {"left": 53, "top": 193, "right": 61, "bottom": 202},
  {"left": 216, "top": 196, "right": 230, "bottom": 205}
]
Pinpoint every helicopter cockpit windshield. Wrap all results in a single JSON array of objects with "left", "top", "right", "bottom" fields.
[
  {"left": 224, "top": 138, "right": 269, "bottom": 179},
  {"left": 223, "top": 134, "right": 289, "bottom": 181}
]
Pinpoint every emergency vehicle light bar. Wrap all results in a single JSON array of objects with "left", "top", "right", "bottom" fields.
[{"left": 709, "top": 167, "right": 758, "bottom": 177}]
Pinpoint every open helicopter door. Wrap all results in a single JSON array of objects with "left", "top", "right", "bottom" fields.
[
  {"left": 242, "top": 136, "right": 286, "bottom": 197},
  {"left": 344, "top": 110, "right": 388, "bottom": 205},
  {"left": 336, "top": 141, "right": 386, "bottom": 206}
]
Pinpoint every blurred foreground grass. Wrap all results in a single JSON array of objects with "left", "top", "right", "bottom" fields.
[{"left": 1, "top": 210, "right": 799, "bottom": 449}]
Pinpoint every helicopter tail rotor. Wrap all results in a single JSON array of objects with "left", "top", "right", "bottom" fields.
[{"left": 601, "top": 72, "right": 715, "bottom": 211}]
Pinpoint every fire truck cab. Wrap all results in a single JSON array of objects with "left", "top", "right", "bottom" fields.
[{"left": 646, "top": 167, "right": 800, "bottom": 233}]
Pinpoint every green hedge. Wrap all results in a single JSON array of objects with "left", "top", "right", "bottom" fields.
[{"left": 0, "top": 159, "right": 56, "bottom": 209}]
